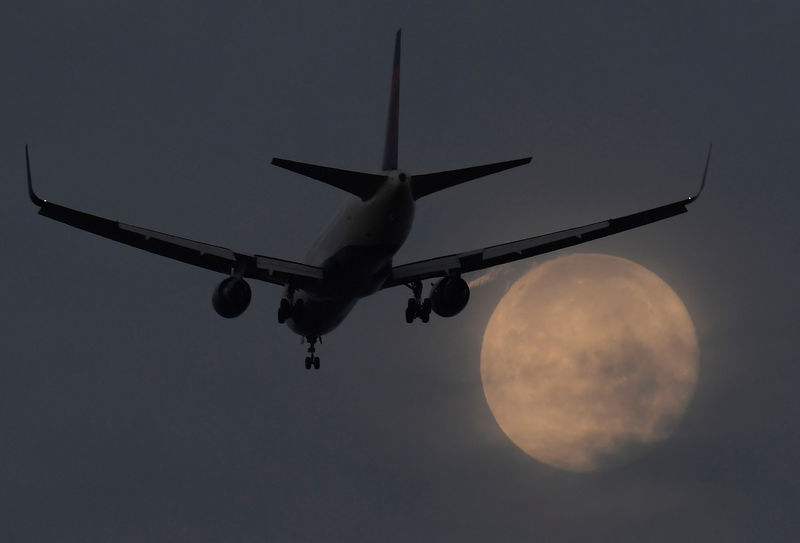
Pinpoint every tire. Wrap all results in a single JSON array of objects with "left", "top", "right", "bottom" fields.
[
  {"left": 405, "top": 306, "right": 415, "bottom": 323},
  {"left": 313, "top": 357, "right": 320, "bottom": 370},
  {"left": 421, "top": 298, "right": 432, "bottom": 323},
  {"left": 304, "top": 357, "right": 311, "bottom": 370}
]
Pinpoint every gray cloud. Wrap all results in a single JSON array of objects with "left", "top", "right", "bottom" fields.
[{"left": 1, "top": 1, "right": 799, "bottom": 541}]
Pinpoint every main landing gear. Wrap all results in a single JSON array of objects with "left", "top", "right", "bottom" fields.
[
  {"left": 304, "top": 336, "right": 321, "bottom": 370},
  {"left": 405, "top": 280, "right": 431, "bottom": 323}
]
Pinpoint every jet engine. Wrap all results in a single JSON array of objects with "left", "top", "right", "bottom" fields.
[
  {"left": 430, "top": 276, "right": 470, "bottom": 317},
  {"left": 212, "top": 277, "right": 252, "bottom": 318}
]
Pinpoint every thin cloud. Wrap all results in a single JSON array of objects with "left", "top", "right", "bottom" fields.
[{"left": 467, "top": 267, "right": 510, "bottom": 289}]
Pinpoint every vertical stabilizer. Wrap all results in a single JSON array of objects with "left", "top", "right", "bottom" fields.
[{"left": 382, "top": 29, "right": 401, "bottom": 171}]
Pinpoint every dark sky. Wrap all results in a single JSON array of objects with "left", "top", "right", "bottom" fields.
[{"left": 2, "top": 2, "right": 799, "bottom": 541}]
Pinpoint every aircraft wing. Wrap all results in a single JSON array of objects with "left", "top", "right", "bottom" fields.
[
  {"left": 384, "top": 146, "right": 711, "bottom": 288},
  {"left": 25, "top": 146, "right": 323, "bottom": 289}
]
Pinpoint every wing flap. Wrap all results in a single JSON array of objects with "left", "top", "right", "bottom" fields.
[
  {"left": 38, "top": 201, "right": 323, "bottom": 287},
  {"left": 26, "top": 147, "right": 322, "bottom": 288},
  {"left": 40, "top": 201, "right": 242, "bottom": 273},
  {"left": 387, "top": 145, "right": 711, "bottom": 287},
  {"left": 385, "top": 200, "right": 690, "bottom": 287},
  {"left": 254, "top": 254, "right": 324, "bottom": 281}
]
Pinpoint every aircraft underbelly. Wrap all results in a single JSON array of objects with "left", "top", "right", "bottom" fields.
[
  {"left": 286, "top": 295, "right": 359, "bottom": 337},
  {"left": 286, "top": 243, "right": 392, "bottom": 336},
  {"left": 284, "top": 176, "right": 414, "bottom": 338}
]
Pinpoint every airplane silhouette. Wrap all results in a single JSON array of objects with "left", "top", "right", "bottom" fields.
[{"left": 26, "top": 30, "right": 711, "bottom": 370}]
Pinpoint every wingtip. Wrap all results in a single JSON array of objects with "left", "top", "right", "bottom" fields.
[
  {"left": 25, "top": 144, "right": 46, "bottom": 207},
  {"left": 690, "top": 143, "right": 712, "bottom": 201},
  {"left": 510, "top": 156, "right": 533, "bottom": 167}
]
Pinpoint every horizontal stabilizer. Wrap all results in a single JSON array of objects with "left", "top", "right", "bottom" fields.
[
  {"left": 411, "top": 157, "right": 532, "bottom": 200},
  {"left": 271, "top": 158, "right": 387, "bottom": 201}
]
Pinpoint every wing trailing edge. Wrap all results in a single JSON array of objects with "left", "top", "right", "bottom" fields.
[
  {"left": 25, "top": 145, "right": 324, "bottom": 289},
  {"left": 385, "top": 145, "right": 712, "bottom": 287}
]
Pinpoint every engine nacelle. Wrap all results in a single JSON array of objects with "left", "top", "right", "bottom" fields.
[
  {"left": 212, "top": 277, "right": 252, "bottom": 318},
  {"left": 430, "top": 276, "right": 470, "bottom": 317}
]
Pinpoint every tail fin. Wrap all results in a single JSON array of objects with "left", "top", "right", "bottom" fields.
[
  {"left": 382, "top": 29, "right": 401, "bottom": 171},
  {"left": 410, "top": 157, "right": 532, "bottom": 200}
]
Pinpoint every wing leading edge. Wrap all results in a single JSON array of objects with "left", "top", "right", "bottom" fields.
[
  {"left": 384, "top": 145, "right": 712, "bottom": 288},
  {"left": 25, "top": 146, "right": 323, "bottom": 289}
]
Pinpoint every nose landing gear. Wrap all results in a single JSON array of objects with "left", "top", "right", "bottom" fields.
[
  {"left": 303, "top": 336, "right": 321, "bottom": 370},
  {"left": 404, "top": 280, "right": 431, "bottom": 323}
]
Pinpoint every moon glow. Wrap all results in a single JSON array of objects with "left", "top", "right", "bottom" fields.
[{"left": 480, "top": 254, "right": 698, "bottom": 472}]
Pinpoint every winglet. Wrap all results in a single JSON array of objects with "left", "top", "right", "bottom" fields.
[
  {"left": 689, "top": 143, "right": 712, "bottom": 201},
  {"left": 25, "top": 144, "right": 45, "bottom": 207},
  {"left": 381, "top": 29, "right": 401, "bottom": 171}
]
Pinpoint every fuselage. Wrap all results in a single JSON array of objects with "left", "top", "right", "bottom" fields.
[{"left": 285, "top": 171, "right": 414, "bottom": 338}]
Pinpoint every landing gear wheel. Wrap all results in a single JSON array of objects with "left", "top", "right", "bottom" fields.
[
  {"left": 303, "top": 335, "right": 321, "bottom": 371},
  {"left": 420, "top": 298, "right": 432, "bottom": 323},
  {"left": 404, "top": 281, "right": 434, "bottom": 324},
  {"left": 405, "top": 298, "right": 416, "bottom": 324}
]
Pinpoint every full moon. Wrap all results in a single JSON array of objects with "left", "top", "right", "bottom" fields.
[{"left": 480, "top": 254, "right": 698, "bottom": 472}]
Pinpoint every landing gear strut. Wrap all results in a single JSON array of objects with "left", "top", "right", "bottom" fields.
[
  {"left": 304, "top": 336, "right": 321, "bottom": 370},
  {"left": 405, "top": 280, "right": 431, "bottom": 323}
]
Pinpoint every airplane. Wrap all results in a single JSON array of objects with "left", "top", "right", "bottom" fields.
[{"left": 25, "top": 30, "right": 711, "bottom": 370}]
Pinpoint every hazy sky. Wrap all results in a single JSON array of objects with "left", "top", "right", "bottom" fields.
[{"left": 2, "top": 2, "right": 799, "bottom": 541}]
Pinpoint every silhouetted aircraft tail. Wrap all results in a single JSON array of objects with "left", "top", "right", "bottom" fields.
[
  {"left": 379, "top": 28, "right": 531, "bottom": 194},
  {"left": 271, "top": 29, "right": 531, "bottom": 200},
  {"left": 270, "top": 30, "right": 403, "bottom": 201}
]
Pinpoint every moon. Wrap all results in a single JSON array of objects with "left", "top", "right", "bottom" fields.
[{"left": 480, "top": 254, "right": 698, "bottom": 472}]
